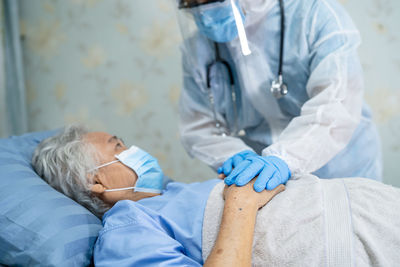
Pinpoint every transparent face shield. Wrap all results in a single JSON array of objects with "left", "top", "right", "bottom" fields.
[
  {"left": 174, "top": 0, "right": 251, "bottom": 60},
  {"left": 173, "top": 0, "right": 254, "bottom": 135},
  {"left": 174, "top": 0, "right": 288, "bottom": 137}
]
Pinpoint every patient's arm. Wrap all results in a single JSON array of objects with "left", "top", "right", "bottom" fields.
[{"left": 204, "top": 180, "right": 284, "bottom": 267}]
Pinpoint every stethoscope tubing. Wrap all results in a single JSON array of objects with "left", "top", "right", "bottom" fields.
[
  {"left": 205, "top": 0, "right": 286, "bottom": 135},
  {"left": 278, "top": 0, "right": 285, "bottom": 77},
  {"left": 206, "top": 42, "right": 234, "bottom": 88}
]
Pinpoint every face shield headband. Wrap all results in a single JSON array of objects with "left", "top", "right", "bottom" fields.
[{"left": 178, "top": 0, "right": 225, "bottom": 9}]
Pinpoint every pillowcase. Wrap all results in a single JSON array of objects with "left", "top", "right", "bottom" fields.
[{"left": 0, "top": 130, "right": 102, "bottom": 266}]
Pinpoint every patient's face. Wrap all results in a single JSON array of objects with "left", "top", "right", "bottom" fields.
[{"left": 84, "top": 132, "right": 157, "bottom": 205}]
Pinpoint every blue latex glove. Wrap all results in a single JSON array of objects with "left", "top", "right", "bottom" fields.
[
  {"left": 224, "top": 155, "right": 291, "bottom": 192},
  {"left": 218, "top": 150, "right": 258, "bottom": 177}
]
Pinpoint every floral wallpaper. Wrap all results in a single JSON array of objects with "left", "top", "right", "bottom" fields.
[{"left": 19, "top": 0, "right": 400, "bottom": 185}]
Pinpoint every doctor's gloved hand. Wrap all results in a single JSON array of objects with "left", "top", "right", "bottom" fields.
[
  {"left": 218, "top": 150, "right": 258, "bottom": 177},
  {"left": 224, "top": 156, "right": 291, "bottom": 192}
]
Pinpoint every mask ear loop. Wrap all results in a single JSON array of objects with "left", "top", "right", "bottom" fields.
[
  {"left": 104, "top": 187, "right": 162, "bottom": 193},
  {"left": 230, "top": 0, "right": 251, "bottom": 56},
  {"left": 88, "top": 159, "right": 141, "bottom": 193},
  {"left": 104, "top": 186, "right": 136, "bottom": 192},
  {"left": 88, "top": 160, "right": 119, "bottom": 173}
]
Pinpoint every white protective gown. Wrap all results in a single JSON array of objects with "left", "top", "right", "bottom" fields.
[{"left": 178, "top": 0, "right": 382, "bottom": 180}]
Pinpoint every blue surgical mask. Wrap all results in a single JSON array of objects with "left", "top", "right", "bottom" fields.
[
  {"left": 192, "top": 0, "right": 245, "bottom": 43},
  {"left": 93, "top": 145, "right": 164, "bottom": 194}
]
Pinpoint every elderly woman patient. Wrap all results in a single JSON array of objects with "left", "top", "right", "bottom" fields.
[{"left": 32, "top": 125, "right": 400, "bottom": 266}]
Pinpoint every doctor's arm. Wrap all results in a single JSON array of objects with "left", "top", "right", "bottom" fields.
[{"left": 263, "top": 2, "right": 364, "bottom": 176}]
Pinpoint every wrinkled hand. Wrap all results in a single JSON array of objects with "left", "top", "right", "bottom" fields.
[
  {"left": 224, "top": 155, "right": 291, "bottom": 192},
  {"left": 223, "top": 178, "right": 285, "bottom": 210},
  {"left": 218, "top": 150, "right": 258, "bottom": 177}
]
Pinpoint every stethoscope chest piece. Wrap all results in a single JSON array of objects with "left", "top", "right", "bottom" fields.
[{"left": 270, "top": 75, "right": 287, "bottom": 99}]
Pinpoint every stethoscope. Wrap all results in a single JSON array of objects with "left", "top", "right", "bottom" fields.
[
  {"left": 270, "top": 0, "right": 288, "bottom": 99},
  {"left": 206, "top": 42, "right": 237, "bottom": 136},
  {"left": 206, "top": 0, "right": 287, "bottom": 135}
]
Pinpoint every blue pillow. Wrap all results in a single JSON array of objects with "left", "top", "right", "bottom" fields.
[{"left": 0, "top": 130, "right": 102, "bottom": 266}]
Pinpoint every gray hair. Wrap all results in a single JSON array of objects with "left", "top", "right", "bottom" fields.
[{"left": 32, "top": 125, "right": 109, "bottom": 218}]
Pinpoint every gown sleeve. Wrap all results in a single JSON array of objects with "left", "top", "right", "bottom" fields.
[
  {"left": 94, "top": 200, "right": 202, "bottom": 267},
  {"left": 263, "top": 0, "right": 364, "bottom": 176}
]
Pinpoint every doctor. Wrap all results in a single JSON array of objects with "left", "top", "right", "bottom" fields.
[{"left": 175, "top": 0, "right": 382, "bottom": 191}]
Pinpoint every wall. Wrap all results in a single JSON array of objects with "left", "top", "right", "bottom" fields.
[
  {"left": 340, "top": 0, "right": 400, "bottom": 186},
  {"left": 19, "top": 0, "right": 400, "bottom": 185},
  {"left": 0, "top": 1, "right": 6, "bottom": 137}
]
